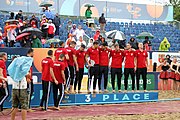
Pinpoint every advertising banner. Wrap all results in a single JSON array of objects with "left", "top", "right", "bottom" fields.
[{"left": 0, "top": 0, "right": 173, "bottom": 21}]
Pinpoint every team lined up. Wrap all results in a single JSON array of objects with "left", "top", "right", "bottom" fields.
[{"left": 40, "top": 41, "right": 149, "bottom": 110}]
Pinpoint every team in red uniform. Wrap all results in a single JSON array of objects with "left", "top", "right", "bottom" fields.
[
  {"left": 66, "top": 41, "right": 78, "bottom": 93},
  {"left": 53, "top": 54, "right": 66, "bottom": 110},
  {"left": 0, "top": 52, "right": 8, "bottom": 112},
  {"left": 54, "top": 41, "right": 69, "bottom": 91},
  {"left": 110, "top": 44, "right": 124, "bottom": 93},
  {"left": 86, "top": 41, "right": 99, "bottom": 93},
  {"left": 135, "top": 43, "right": 148, "bottom": 91},
  {"left": 74, "top": 44, "right": 86, "bottom": 93},
  {"left": 99, "top": 42, "right": 111, "bottom": 93},
  {"left": 124, "top": 43, "right": 136, "bottom": 91},
  {"left": 40, "top": 50, "right": 57, "bottom": 111}
]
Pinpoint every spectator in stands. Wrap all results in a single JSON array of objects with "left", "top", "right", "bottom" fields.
[
  {"left": 99, "top": 13, "right": 106, "bottom": 32},
  {"left": 76, "top": 36, "right": 86, "bottom": 49},
  {"left": 85, "top": 6, "right": 92, "bottom": 19},
  {"left": 15, "top": 10, "right": 23, "bottom": 21},
  {"left": 0, "top": 31, "right": 4, "bottom": 47},
  {"left": 98, "top": 37, "right": 107, "bottom": 45},
  {"left": 87, "top": 38, "right": 94, "bottom": 48},
  {"left": 17, "top": 19, "right": 24, "bottom": 34},
  {"left": 53, "top": 13, "right": 61, "bottom": 36},
  {"left": 29, "top": 14, "right": 38, "bottom": 28},
  {"left": 20, "top": 36, "right": 31, "bottom": 48},
  {"left": 159, "top": 37, "right": 170, "bottom": 51},
  {"left": 23, "top": 16, "right": 30, "bottom": 29},
  {"left": 129, "top": 37, "right": 138, "bottom": 50},
  {"left": 32, "top": 35, "right": 42, "bottom": 48},
  {"left": 70, "top": 24, "right": 77, "bottom": 39},
  {"left": 118, "top": 40, "right": 126, "bottom": 49},
  {"left": 166, "top": 55, "right": 172, "bottom": 65},
  {"left": 9, "top": 12, "right": 15, "bottom": 19},
  {"left": 75, "top": 25, "right": 85, "bottom": 41},
  {"left": 40, "top": 8, "right": 46, "bottom": 15},
  {"left": 66, "top": 20, "right": 73, "bottom": 33},
  {"left": 93, "top": 30, "right": 100, "bottom": 41},
  {"left": 44, "top": 7, "right": 54, "bottom": 20},
  {"left": 143, "top": 36, "right": 152, "bottom": 51},
  {"left": 65, "top": 34, "right": 76, "bottom": 47},
  {"left": 41, "top": 15, "right": 48, "bottom": 39},
  {"left": 7, "top": 27, "right": 16, "bottom": 47},
  {"left": 47, "top": 20, "right": 56, "bottom": 38}
]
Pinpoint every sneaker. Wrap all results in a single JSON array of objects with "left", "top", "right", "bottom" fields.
[
  {"left": 64, "top": 90, "right": 69, "bottom": 94},
  {"left": 124, "top": 90, "right": 127, "bottom": 93},
  {"left": 78, "top": 90, "right": 82, "bottom": 94},
  {"left": 99, "top": 90, "right": 102, "bottom": 93},
  {"left": 28, "top": 109, "right": 35, "bottom": 112},
  {"left": 112, "top": 90, "right": 116, "bottom": 93},
  {"left": 104, "top": 89, "right": 109, "bottom": 93},
  {"left": 87, "top": 90, "right": 91, "bottom": 94},
  {"left": 144, "top": 90, "right": 148, "bottom": 92},
  {"left": 93, "top": 90, "right": 97, "bottom": 94},
  {"left": 118, "top": 90, "right": 122, "bottom": 93},
  {"left": 55, "top": 107, "right": 61, "bottom": 111}
]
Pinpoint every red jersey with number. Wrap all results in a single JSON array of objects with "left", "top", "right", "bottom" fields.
[
  {"left": 136, "top": 50, "right": 148, "bottom": 68},
  {"left": 86, "top": 47, "right": 99, "bottom": 64},
  {"left": 99, "top": 47, "right": 111, "bottom": 66},
  {"left": 54, "top": 47, "right": 68, "bottom": 67},
  {"left": 53, "top": 60, "right": 65, "bottom": 84},
  {"left": 76, "top": 49, "right": 86, "bottom": 68},
  {"left": 41, "top": 57, "right": 54, "bottom": 81},
  {"left": 0, "top": 59, "right": 7, "bottom": 83},
  {"left": 110, "top": 50, "right": 124, "bottom": 68},
  {"left": 66, "top": 47, "right": 76, "bottom": 66},
  {"left": 124, "top": 50, "right": 136, "bottom": 68}
]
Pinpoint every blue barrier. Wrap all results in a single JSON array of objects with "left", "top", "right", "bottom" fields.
[{"left": 4, "top": 84, "right": 158, "bottom": 108}]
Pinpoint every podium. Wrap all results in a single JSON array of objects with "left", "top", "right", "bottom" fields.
[
  {"left": 61, "top": 92, "right": 158, "bottom": 106},
  {"left": 3, "top": 85, "right": 158, "bottom": 108}
]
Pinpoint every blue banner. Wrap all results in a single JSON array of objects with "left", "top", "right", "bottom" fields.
[{"left": 4, "top": 84, "right": 158, "bottom": 108}]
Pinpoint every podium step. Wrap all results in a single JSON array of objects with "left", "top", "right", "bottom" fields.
[{"left": 61, "top": 92, "right": 158, "bottom": 106}]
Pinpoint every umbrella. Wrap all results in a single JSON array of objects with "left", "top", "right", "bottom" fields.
[
  {"left": 5, "top": 19, "right": 19, "bottom": 24},
  {"left": 84, "top": 3, "right": 95, "bottom": 7},
  {"left": 39, "top": 1, "right": 53, "bottom": 7},
  {"left": 136, "top": 32, "right": 154, "bottom": 39},
  {"left": 105, "top": 30, "right": 126, "bottom": 40},
  {"left": 16, "top": 32, "right": 31, "bottom": 41},
  {"left": 46, "top": 38, "right": 61, "bottom": 44},
  {"left": 22, "top": 27, "right": 42, "bottom": 36},
  {"left": 4, "top": 24, "right": 17, "bottom": 30},
  {"left": 7, "top": 56, "right": 33, "bottom": 82}
]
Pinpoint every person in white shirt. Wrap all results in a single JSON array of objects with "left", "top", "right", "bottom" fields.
[
  {"left": 48, "top": 20, "right": 56, "bottom": 38},
  {"left": 75, "top": 25, "right": 85, "bottom": 41},
  {"left": 76, "top": 36, "right": 86, "bottom": 49},
  {"left": 11, "top": 73, "right": 31, "bottom": 120}
]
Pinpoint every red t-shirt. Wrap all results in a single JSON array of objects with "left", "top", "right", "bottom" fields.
[
  {"left": 124, "top": 50, "right": 136, "bottom": 68},
  {"left": 99, "top": 47, "right": 111, "bottom": 66},
  {"left": 136, "top": 50, "right": 148, "bottom": 68},
  {"left": 76, "top": 49, "right": 86, "bottom": 68},
  {"left": 41, "top": 57, "right": 54, "bottom": 81},
  {"left": 110, "top": 50, "right": 124, "bottom": 68},
  {"left": 66, "top": 47, "right": 76, "bottom": 66},
  {"left": 53, "top": 60, "right": 65, "bottom": 84},
  {"left": 86, "top": 47, "right": 99, "bottom": 65},
  {"left": 0, "top": 60, "right": 7, "bottom": 83},
  {"left": 54, "top": 47, "right": 68, "bottom": 67}
]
